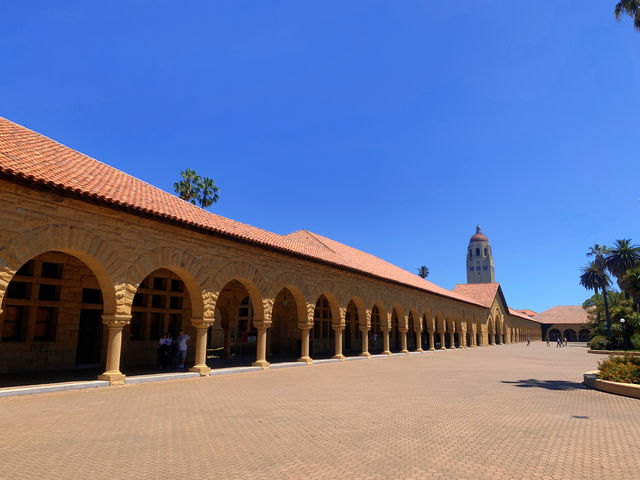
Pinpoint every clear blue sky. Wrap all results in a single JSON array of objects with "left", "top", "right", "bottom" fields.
[{"left": 1, "top": 2, "right": 639, "bottom": 312}]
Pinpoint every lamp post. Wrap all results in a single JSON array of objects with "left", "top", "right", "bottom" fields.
[
  {"left": 620, "top": 318, "right": 626, "bottom": 350},
  {"left": 595, "top": 253, "right": 612, "bottom": 338}
]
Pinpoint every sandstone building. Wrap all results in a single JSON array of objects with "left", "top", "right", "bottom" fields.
[{"left": 0, "top": 117, "right": 543, "bottom": 386}]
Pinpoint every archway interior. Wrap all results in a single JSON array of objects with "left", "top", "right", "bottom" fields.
[
  {"left": 578, "top": 329, "right": 590, "bottom": 342},
  {"left": 126, "top": 268, "right": 193, "bottom": 368},
  {"left": 211, "top": 280, "right": 257, "bottom": 365},
  {"left": 344, "top": 300, "right": 361, "bottom": 354},
  {"left": 390, "top": 309, "right": 400, "bottom": 352},
  {"left": 434, "top": 316, "right": 443, "bottom": 349},
  {"left": 268, "top": 288, "right": 301, "bottom": 361},
  {"left": 0, "top": 251, "right": 107, "bottom": 380},
  {"left": 407, "top": 312, "right": 416, "bottom": 350},
  {"left": 310, "top": 295, "right": 333, "bottom": 357},
  {"left": 548, "top": 329, "right": 561, "bottom": 341},
  {"left": 564, "top": 329, "right": 577, "bottom": 342},
  {"left": 422, "top": 314, "right": 430, "bottom": 350},
  {"left": 370, "top": 305, "right": 382, "bottom": 353}
]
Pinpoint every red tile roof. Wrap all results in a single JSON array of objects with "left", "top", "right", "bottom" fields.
[
  {"left": 452, "top": 283, "right": 500, "bottom": 308},
  {"left": 515, "top": 309, "right": 537, "bottom": 317},
  {"left": 0, "top": 116, "right": 483, "bottom": 307},
  {"left": 533, "top": 306, "right": 589, "bottom": 325},
  {"left": 508, "top": 307, "right": 542, "bottom": 322}
]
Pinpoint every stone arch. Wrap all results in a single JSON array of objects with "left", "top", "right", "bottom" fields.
[
  {"left": 0, "top": 224, "right": 119, "bottom": 315},
  {"left": 346, "top": 296, "right": 368, "bottom": 329},
  {"left": 269, "top": 272, "right": 308, "bottom": 327},
  {"left": 390, "top": 304, "right": 406, "bottom": 329},
  {"left": 372, "top": 300, "right": 389, "bottom": 329},
  {"left": 125, "top": 247, "right": 208, "bottom": 319},
  {"left": 564, "top": 329, "right": 577, "bottom": 342},
  {"left": 210, "top": 261, "right": 268, "bottom": 323},
  {"left": 408, "top": 307, "right": 421, "bottom": 332},
  {"left": 309, "top": 288, "right": 341, "bottom": 328}
]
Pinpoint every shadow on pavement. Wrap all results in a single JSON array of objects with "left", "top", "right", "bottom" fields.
[{"left": 501, "top": 379, "right": 586, "bottom": 390}]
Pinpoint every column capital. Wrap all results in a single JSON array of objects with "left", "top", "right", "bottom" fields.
[
  {"left": 190, "top": 317, "right": 215, "bottom": 329},
  {"left": 101, "top": 314, "right": 131, "bottom": 328}
]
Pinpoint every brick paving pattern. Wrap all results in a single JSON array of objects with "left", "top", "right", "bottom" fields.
[{"left": 2, "top": 343, "right": 639, "bottom": 480}]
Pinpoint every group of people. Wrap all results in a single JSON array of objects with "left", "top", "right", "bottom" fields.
[
  {"left": 157, "top": 330, "right": 191, "bottom": 369},
  {"left": 546, "top": 336, "right": 568, "bottom": 347}
]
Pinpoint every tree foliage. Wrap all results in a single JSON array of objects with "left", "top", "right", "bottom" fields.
[
  {"left": 174, "top": 169, "right": 219, "bottom": 209},
  {"left": 606, "top": 239, "right": 640, "bottom": 293},
  {"left": 417, "top": 266, "right": 430, "bottom": 279},
  {"left": 615, "top": 0, "right": 640, "bottom": 31}
]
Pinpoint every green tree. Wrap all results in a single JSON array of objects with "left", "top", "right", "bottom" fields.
[
  {"left": 615, "top": 0, "right": 640, "bottom": 31},
  {"left": 174, "top": 169, "right": 201, "bottom": 205},
  {"left": 623, "top": 267, "right": 640, "bottom": 309},
  {"left": 197, "top": 176, "right": 219, "bottom": 209},
  {"left": 606, "top": 239, "right": 640, "bottom": 293},
  {"left": 587, "top": 243, "right": 608, "bottom": 258},
  {"left": 417, "top": 266, "right": 430, "bottom": 279},
  {"left": 579, "top": 261, "right": 610, "bottom": 296}
]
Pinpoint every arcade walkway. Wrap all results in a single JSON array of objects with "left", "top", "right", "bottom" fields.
[{"left": 1, "top": 344, "right": 638, "bottom": 480}]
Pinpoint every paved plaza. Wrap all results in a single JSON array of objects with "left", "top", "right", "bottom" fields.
[{"left": 1, "top": 344, "right": 639, "bottom": 480}]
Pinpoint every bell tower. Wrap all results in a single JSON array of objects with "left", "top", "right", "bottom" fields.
[{"left": 466, "top": 225, "right": 495, "bottom": 284}]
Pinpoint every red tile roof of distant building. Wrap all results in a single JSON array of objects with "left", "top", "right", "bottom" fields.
[
  {"left": 533, "top": 306, "right": 589, "bottom": 325},
  {"left": 0, "top": 116, "right": 484, "bottom": 307}
]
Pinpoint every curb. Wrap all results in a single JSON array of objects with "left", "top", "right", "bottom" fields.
[{"left": 583, "top": 371, "right": 640, "bottom": 399}]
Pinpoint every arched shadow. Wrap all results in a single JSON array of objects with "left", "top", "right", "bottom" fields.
[{"left": 501, "top": 379, "right": 586, "bottom": 391}]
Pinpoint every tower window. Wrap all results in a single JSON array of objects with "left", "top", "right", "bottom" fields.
[
  {"left": 469, "top": 248, "right": 472, "bottom": 257},
  {"left": 475, "top": 248, "right": 480, "bottom": 256},
  {"left": 483, "top": 266, "right": 488, "bottom": 271},
  {"left": 484, "top": 247, "right": 488, "bottom": 256},
  {"left": 469, "top": 267, "right": 474, "bottom": 272},
  {"left": 476, "top": 266, "right": 481, "bottom": 271}
]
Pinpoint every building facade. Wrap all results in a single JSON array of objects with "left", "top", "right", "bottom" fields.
[{"left": 0, "top": 117, "right": 542, "bottom": 385}]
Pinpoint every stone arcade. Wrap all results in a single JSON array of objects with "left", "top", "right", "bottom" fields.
[{"left": 0, "top": 117, "right": 542, "bottom": 385}]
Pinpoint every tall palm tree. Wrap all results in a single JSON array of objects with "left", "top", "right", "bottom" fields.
[
  {"left": 615, "top": 0, "right": 640, "bottom": 31},
  {"left": 198, "top": 177, "right": 219, "bottom": 209},
  {"left": 579, "top": 261, "right": 610, "bottom": 296},
  {"left": 174, "top": 169, "right": 201, "bottom": 204},
  {"left": 417, "top": 266, "right": 430, "bottom": 279},
  {"left": 606, "top": 238, "right": 640, "bottom": 293},
  {"left": 623, "top": 267, "right": 640, "bottom": 308}
]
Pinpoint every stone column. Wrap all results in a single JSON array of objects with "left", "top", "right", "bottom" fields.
[
  {"left": 400, "top": 329, "right": 409, "bottom": 354},
  {"left": 359, "top": 328, "right": 371, "bottom": 357},
  {"left": 332, "top": 325, "right": 345, "bottom": 360},
  {"left": 429, "top": 332, "right": 436, "bottom": 351},
  {"left": 449, "top": 331, "right": 456, "bottom": 349},
  {"left": 416, "top": 331, "right": 423, "bottom": 352},
  {"left": 298, "top": 326, "right": 312, "bottom": 364},
  {"left": 252, "top": 325, "right": 270, "bottom": 369},
  {"left": 98, "top": 314, "right": 131, "bottom": 385},
  {"left": 439, "top": 331, "right": 446, "bottom": 350},
  {"left": 189, "top": 318, "right": 214, "bottom": 375},
  {"left": 461, "top": 329, "right": 467, "bottom": 348},
  {"left": 382, "top": 328, "right": 391, "bottom": 355}
]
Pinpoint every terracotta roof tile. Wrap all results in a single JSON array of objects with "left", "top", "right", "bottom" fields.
[
  {"left": 533, "top": 306, "right": 589, "bottom": 325},
  {"left": 0, "top": 117, "right": 484, "bottom": 307},
  {"left": 452, "top": 283, "right": 500, "bottom": 308}
]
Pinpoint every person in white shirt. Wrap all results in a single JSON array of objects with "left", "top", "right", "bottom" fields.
[
  {"left": 176, "top": 330, "right": 191, "bottom": 368},
  {"left": 157, "top": 333, "right": 168, "bottom": 369}
]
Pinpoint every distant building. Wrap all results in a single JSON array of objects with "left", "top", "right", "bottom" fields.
[
  {"left": 466, "top": 225, "right": 495, "bottom": 284},
  {"left": 533, "top": 306, "right": 591, "bottom": 342}
]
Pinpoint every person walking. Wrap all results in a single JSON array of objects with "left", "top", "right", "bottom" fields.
[
  {"left": 526, "top": 335, "right": 531, "bottom": 346},
  {"left": 546, "top": 336, "right": 550, "bottom": 347},
  {"left": 372, "top": 333, "right": 378, "bottom": 354},
  {"left": 176, "top": 329, "right": 191, "bottom": 368}
]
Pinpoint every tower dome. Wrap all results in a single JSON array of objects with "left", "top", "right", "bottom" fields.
[{"left": 466, "top": 225, "right": 495, "bottom": 284}]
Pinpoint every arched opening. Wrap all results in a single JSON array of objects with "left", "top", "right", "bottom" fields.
[
  {"left": 434, "top": 315, "right": 443, "bottom": 349},
  {"left": 390, "top": 308, "right": 401, "bottom": 352},
  {"left": 578, "top": 329, "right": 590, "bottom": 342},
  {"left": 444, "top": 317, "right": 452, "bottom": 349},
  {"left": 310, "top": 295, "right": 333, "bottom": 358},
  {"left": 0, "top": 252, "right": 112, "bottom": 384},
  {"left": 126, "top": 268, "right": 195, "bottom": 370},
  {"left": 564, "top": 329, "right": 577, "bottom": 342},
  {"left": 548, "top": 328, "right": 561, "bottom": 342},
  {"left": 422, "top": 314, "right": 431, "bottom": 350},
  {"left": 268, "top": 288, "right": 303, "bottom": 362},
  {"left": 476, "top": 322, "right": 483, "bottom": 346},
  {"left": 407, "top": 312, "right": 417, "bottom": 351},
  {"left": 210, "top": 280, "right": 259, "bottom": 367},
  {"left": 344, "top": 300, "right": 361, "bottom": 355},
  {"left": 370, "top": 305, "right": 382, "bottom": 354}
]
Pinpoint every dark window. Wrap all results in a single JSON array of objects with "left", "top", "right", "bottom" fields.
[
  {"left": 139, "top": 278, "right": 149, "bottom": 289},
  {"left": 475, "top": 248, "right": 480, "bottom": 256},
  {"left": 38, "top": 284, "right": 60, "bottom": 301},
  {"left": 168, "top": 313, "right": 181, "bottom": 335},
  {"left": 152, "top": 295, "right": 165, "bottom": 308},
  {"left": 483, "top": 266, "right": 488, "bottom": 271},
  {"left": 1, "top": 305, "right": 26, "bottom": 341},
  {"left": 170, "top": 280, "right": 183, "bottom": 292},
  {"left": 41, "top": 262, "right": 63, "bottom": 279},
  {"left": 130, "top": 311, "right": 145, "bottom": 341},
  {"left": 169, "top": 296, "right": 182, "bottom": 310},
  {"left": 469, "top": 267, "right": 474, "bottom": 272},
  {"left": 469, "top": 248, "right": 472, "bottom": 257},
  {"left": 16, "top": 261, "right": 34, "bottom": 277},
  {"left": 6, "top": 282, "right": 31, "bottom": 300},
  {"left": 82, "top": 288, "right": 103, "bottom": 304},
  {"left": 34, "top": 307, "right": 57, "bottom": 341},
  {"left": 484, "top": 247, "right": 488, "bottom": 256},
  {"left": 150, "top": 313, "right": 164, "bottom": 340},
  {"left": 132, "top": 293, "right": 146, "bottom": 307},
  {"left": 153, "top": 277, "right": 167, "bottom": 291}
]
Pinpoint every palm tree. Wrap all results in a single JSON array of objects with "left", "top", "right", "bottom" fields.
[
  {"left": 615, "top": 0, "right": 640, "bottom": 31},
  {"left": 587, "top": 243, "right": 608, "bottom": 258},
  {"left": 579, "top": 261, "right": 610, "bottom": 296},
  {"left": 174, "top": 169, "right": 201, "bottom": 204},
  {"left": 623, "top": 267, "right": 640, "bottom": 308},
  {"left": 417, "top": 266, "right": 430, "bottom": 279},
  {"left": 606, "top": 238, "right": 640, "bottom": 293},
  {"left": 198, "top": 177, "right": 219, "bottom": 209}
]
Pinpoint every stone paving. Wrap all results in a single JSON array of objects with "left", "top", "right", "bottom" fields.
[{"left": 1, "top": 343, "right": 639, "bottom": 480}]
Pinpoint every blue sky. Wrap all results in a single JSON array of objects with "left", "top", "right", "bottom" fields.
[{"left": 1, "top": 2, "right": 639, "bottom": 312}]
